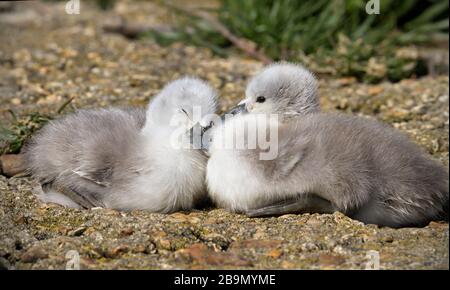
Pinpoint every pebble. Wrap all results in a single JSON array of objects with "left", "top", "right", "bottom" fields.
[
  {"left": 68, "top": 226, "right": 87, "bottom": 237},
  {"left": 178, "top": 244, "right": 251, "bottom": 267},
  {"left": 318, "top": 254, "right": 346, "bottom": 266},
  {"left": 20, "top": 246, "right": 48, "bottom": 263}
]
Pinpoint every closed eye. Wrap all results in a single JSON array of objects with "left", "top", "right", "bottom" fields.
[{"left": 180, "top": 108, "right": 192, "bottom": 122}]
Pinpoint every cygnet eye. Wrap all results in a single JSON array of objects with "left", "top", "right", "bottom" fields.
[{"left": 256, "top": 96, "right": 266, "bottom": 103}]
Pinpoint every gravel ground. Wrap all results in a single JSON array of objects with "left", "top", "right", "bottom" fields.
[{"left": 0, "top": 1, "right": 448, "bottom": 269}]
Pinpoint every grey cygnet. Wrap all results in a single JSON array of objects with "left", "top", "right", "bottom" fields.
[
  {"left": 226, "top": 62, "right": 320, "bottom": 118},
  {"left": 206, "top": 63, "right": 449, "bottom": 227},
  {"left": 24, "top": 77, "right": 217, "bottom": 213}
]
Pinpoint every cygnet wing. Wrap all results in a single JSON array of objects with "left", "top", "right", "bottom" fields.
[
  {"left": 25, "top": 107, "right": 147, "bottom": 208},
  {"left": 246, "top": 194, "right": 335, "bottom": 217}
]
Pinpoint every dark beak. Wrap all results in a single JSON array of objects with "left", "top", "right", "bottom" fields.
[
  {"left": 188, "top": 121, "right": 216, "bottom": 151},
  {"left": 221, "top": 103, "right": 248, "bottom": 121},
  {"left": 198, "top": 103, "right": 248, "bottom": 151}
]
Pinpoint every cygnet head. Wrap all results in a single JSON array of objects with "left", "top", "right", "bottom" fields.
[
  {"left": 231, "top": 63, "right": 319, "bottom": 117},
  {"left": 146, "top": 77, "right": 218, "bottom": 130}
]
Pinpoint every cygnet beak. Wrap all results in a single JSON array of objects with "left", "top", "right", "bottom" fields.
[
  {"left": 199, "top": 101, "right": 249, "bottom": 151},
  {"left": 223, "top": 102, "right": 248, "bottom": 119},
  {"left": 238, "top": 98, "right": 253, "bottom": 111},
  {"left": 188, "top": 119, "right": 217, "bottom": 151},
  {"left": 238, "top": 98, "right": 247, "bottom": 105}
]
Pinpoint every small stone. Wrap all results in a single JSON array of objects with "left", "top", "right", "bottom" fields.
[
  {"left": 87, "top": 248, "right": 104, "bottom": 259},
  {"left": 10, "top": 98, "right": 21, "bottom": 105},
  {"left": 332, "top": 246, "right": 348, "bottom": 255},
  {"left": 178, "top": 243, "right": 251, "bottom": 267},
  {"left": 187, "top": 213, "right": 202, "bottom": 224},
  {"left": 68, "top": 226, "right": 87, "bottom": 237},
  {"left": 132, "top": 244, "right": 147, "bottom": 254},
  {"left": 337, "top": 77, "right": 357, "bottom": 86},
  {"left": 0, "top": 257, "right": 12, "bottom": 270},
  {"left": 105, "top": 245, "right": 129, "bottom": 259},
  {"left": 15, "top": 214, "right": 27, "bottom": 225},
  {"left": 300, "top": 242, "right": 319, "bottom": 252},
  {"left": 129, "top": 74, "right": 147, "bottom": 87},
  {"left": 252, "top": 228, "right": 268, "bottom": 239},
  {"left": 368, "top": 86, "right": 384, "bottom": 96},
  {"left": 36, "top": 94, "right": 61, "bottom": 105},
  {"left": 265, "top": 249, "right": 283, "bottom": 258},
  {"left": 281, "top": 261, "right": 295, "bottom": 269},
  {"left": 381, "top": 236, "right": 394, "bottom": 243},
  {"left": 20, "top": 246, "right": 48, "bottom": 263},
  {"left": 318, "top": 254, "right": 345, "bottom": 266},
  {"left": 306, "top": 218, "right": 322, "bottom": 226},
  {"left": 202, "top": 233, "right": 229, "bottom": 247},
  {"left": 152, "top": 231, "right": 172, "bottom": 250},
  {"left": 157, "top": 238, "right": 172, "bottom": 250},
  {"left": 119, "top": 227, "right": 134, "bottom": 237},
  {"left": 166, "top": 212, "right": 190, "bottom": 223},
  {"left": 0, "top": 154, "right": 27, "bottom": 177},
  {"left": 61, "top": 48, "right": 78, "bottom": 58}
]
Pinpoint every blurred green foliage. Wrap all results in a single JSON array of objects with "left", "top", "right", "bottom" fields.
[
  {"left": 96, "top": 0, "right": 116, "bottom": 10},
  {"left": 0, "top": 99, "right": 73, "bottom": 154},
  {"left": 216, "top": 0, "right": 448, "bottom": 56},
  {"left": 148, "top": 0, "right": 448, "bottom": 82}
]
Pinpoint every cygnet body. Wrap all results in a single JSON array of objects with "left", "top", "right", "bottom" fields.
[
  {"left": 206, "top": 63, "right": 449, "bottom": 227},
  {"left": 24, "top": 77, "right": 217, "bottom": 213}
]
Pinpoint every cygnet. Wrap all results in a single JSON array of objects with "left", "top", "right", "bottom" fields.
[
  {"left": 24, "top": 77, "right": 217, "bottom": 213},
  {"left": 206, "top": 63, "right": 449, "bottom": 227}
]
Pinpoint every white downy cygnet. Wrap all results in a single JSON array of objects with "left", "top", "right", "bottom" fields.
[
  {"left": 206, "top": 63, "right": 449, "bottom": 227},
  {"left": 24, "top": 77, "right": 217, "bottom": 213}
]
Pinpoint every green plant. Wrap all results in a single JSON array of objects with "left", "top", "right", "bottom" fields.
[
  {"left": 96, "top": 0, "right": 116, "bottom": 10},
  {"left": 0, "top": 98, "right": 73, "bottom": 154},
  {"left": 150, "top": 0, "right": 448, "bottom": 82},
  {"left": 302, "top": 34, "right": 425, "bottom": 82},
  {"left": 221, "top": 0, "right": 448, "bottom": 56}
]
